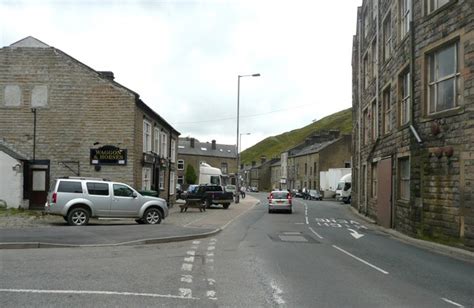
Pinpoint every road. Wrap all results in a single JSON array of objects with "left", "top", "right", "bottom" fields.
[{"left": 1, "top": 193, "right": 473, "bottom": 307}]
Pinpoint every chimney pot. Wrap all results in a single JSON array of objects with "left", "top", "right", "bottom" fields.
[
  {"left": 190, "top": 138, "right": 195, "bottom": 148},
  {"left": 212, "top": 140, "right": 216, "bottom": 150},
  {"left": 98, "top": 71, "right": 114, "bottom": 80}
]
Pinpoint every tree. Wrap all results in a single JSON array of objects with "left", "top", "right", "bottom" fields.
[{"left": 185, "top": 164, "right": 197, "bottom": 185}]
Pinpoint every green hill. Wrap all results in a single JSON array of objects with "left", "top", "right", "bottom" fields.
[{"left": 241, "top": 107, "right": 352, "bottom": 165}]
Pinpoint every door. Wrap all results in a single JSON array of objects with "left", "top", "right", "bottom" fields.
[
  {"left": 111, "top": 184, "right": 140, "bottom": 217},
  {"left": 377, "top": 158, "right": 392, "bottom": 228},
  {"left": 28, "top": 161, "right": 50, "bottom": 210}
]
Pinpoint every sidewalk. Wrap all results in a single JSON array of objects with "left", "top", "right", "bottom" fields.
[{"left": 0, "top": 196, "right": 259, "bottom": 249}]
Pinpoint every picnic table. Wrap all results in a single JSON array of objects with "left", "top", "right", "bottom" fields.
[{"left": 179, "top": 198, "right": 206, "bottom": 212}]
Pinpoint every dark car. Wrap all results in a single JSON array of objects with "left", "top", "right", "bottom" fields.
[
  {"left": 307, "top": 189, "right": 323, "bottom": 201},
  {"left": 185, "top": 184, "right": 234, "bottom": 209}
]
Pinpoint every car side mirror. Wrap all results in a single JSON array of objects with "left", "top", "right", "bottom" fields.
[{"left": 132, "top": 192, "right": 138, "bottom": 198}]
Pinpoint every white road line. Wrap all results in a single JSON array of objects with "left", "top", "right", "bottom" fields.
[
  {"left": 184, "top": 256, "right": 195, "bottom": 263},
  {"left": 181, "top": 275, "right": 193, "bottom": 283},
  {"left": 207, "top": 246, "right": 215, "bottom": 251},
  {"left": 192, "top": 241, "right": 201, "bottom": 245},
  {"left": 332, "top": 245, "right": 389, "bottom": 275},
  {"left": 220, "top": 201, "right": 259, "bottom": 230},
  {"left": 181, "top": 263, "right": 193, "bottom": 271},
  {"left": 270, "top": 281, "right": 285, "bottom": 305},
  {"left": 179, "top": 288, "right": 193, "bottom": 298},
  {"left": 441, "top": 298, "right": 464, "bottom": 307},
  {"left": 0, "top": 288, "right": 199, "bottom": 300},
  {"left": 305, "top": 216, "right": 309, "bottom": 225},
  {"left": 206, "top": 290, "right": 217, "bottom": 300},
  {"left": 308, "top": 227, "right": 324, "bottom": 239},
  {"left": 304, "top": 204, "right": 309, "bottom": 225},
  {"left": 207, "top": 252, "right": 214, "bottom": 257},
  {"left": 187, "top": 251, "right": 195, "bottom": 256}
]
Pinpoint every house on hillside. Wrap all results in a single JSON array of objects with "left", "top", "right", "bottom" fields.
[
  {"left": 286, "top": 131, "right": 352, "bottom": 192},
  {"left": 352, "top": 0, "right": 474, "bottom": 249},
  {"left": 177, "top": 137, "right": 237, "bottom": 187},
  {"left": 0, "top": 36, "right": 179, "bottom": 209},
  {"left": 248, "top": 157, "right": 280, "bottom": 192}
]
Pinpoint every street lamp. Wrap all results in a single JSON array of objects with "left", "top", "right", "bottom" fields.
[
  {"left": 239, "top": 132, "right": 251, "bottom": 190},
  {"left": 236, "top": 73, "right": 260, "bottom": 203}
]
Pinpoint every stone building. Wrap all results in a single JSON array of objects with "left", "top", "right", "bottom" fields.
[
  {"left": 270, "top": 159, "right": 282, "bottom": 190},
  {"left": 177, "top": 137, "right": 237, "bottom": 187},
  {"left": 247, "top": 157, "right": 279, "bottom": 192},
  {"left": 352, "top": 0, "right": 473, "bottom": 249},
  {"left": 0, "top": 37, "right": 179, "bottom": 209},
  {"left": 286, "top": 132, "right": 352, "bottom": 192}
]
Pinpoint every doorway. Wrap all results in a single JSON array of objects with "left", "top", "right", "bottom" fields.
[{"left": 27, "top": 160, "right": 50, "bottom": 210}]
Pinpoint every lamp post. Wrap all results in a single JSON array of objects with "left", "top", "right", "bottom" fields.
[
  {"left": 239, "top": 132, "right": 251, "bottom": 191},
  {"left": 236, "top": 73, "right": 260, "bottom": 203},
  {"left": 31, "top": 108, "right": 37, "bottom": 161}
]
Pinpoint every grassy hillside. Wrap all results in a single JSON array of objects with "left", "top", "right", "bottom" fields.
[{"left": 241, "top": 107, "right": 352, "bottom": 165}]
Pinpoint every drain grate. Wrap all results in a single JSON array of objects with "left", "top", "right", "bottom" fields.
[{"left": 268, "top": 232, "right": 319, "bottom": 244}]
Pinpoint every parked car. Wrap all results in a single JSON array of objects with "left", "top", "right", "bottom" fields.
[
  {"left": 185, "top": 184, "right": 234, "bottom": 209},
  {"left": 307, "top": 189, "right": 323, "bottom": 201},
  {"left": 249, "top": 186, "right": 259, "bottom": 192},
  {"left": 292, "top": 189, "right": 304, "bottom": 198},
  {"left": 267, "top": 190, "right": 292, "bottom": 214},
  {"left": 225, "top": 185, "right": 237, "bottom": 197},
  {"left": 45, "top": 177, "right": 168, "bottom": 226},
  {"left": 182, "top": 184, "right": 199, "bottom": 199}
]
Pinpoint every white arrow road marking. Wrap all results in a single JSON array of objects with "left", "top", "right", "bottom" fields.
[
  {"left": 348, "top": 228, "right": 365, "bottom": 239},
  {"left": 270, "top": 281, "right": 285, "bottom": 305},
  {"left": 441, "top": 298, "right": 464, "bottom": 307}
]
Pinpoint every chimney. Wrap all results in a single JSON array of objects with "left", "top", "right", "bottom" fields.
[
  {"left": 212, "top": 140, "right": 216, "bottom": 150},
  {"left": 261, "top": 156, "right": 266, "bottom": 164},
  {"left": 98, "top": 71, "right": 115, "bottom": 81},
  {"left": 190, "top": 138, "right": 195, "bottom": 148},
  {"left": 329, "top": 129, "right": 340, "bottom": 139}
]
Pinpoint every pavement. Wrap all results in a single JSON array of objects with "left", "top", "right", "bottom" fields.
[{"left": 0, "top": 196, "right": 260, "bottom": 249}]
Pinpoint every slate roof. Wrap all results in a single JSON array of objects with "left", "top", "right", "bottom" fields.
[
  {"left": 289, "top": 138, "right": 340, "bottom": 158},
  {"left": 0, "top": 140, "right": 28, "bottom": 160},
  {"left": 178, "top": 138, "right": 236, "bottom": 158}
]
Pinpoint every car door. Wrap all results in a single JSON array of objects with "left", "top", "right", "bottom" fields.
[
  {"left": 111, "top": 183, "right": 140, "bottom": 217},
  {"left": 85, "top": 182, "right": 111, "bottom": 215}
]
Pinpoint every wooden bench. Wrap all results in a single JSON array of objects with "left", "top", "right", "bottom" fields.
[{"left": 179, "top": 199, "right": 206, "bottom": 212}]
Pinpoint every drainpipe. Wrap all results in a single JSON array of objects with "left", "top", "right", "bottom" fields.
[
  {"left": 167, "top": 132, "right": 172, "bottom": 205},
  {"left": 357, "top": 7, "right": 363, "bottom": 213},
  {"left": 374, "top": 0, "right": 379, "bottom": 217}
]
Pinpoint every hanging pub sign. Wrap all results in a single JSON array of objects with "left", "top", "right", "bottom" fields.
[{"left": 90, "top": 145, "right": 127, "bottom": 165}]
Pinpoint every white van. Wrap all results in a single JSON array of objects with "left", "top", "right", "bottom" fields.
[
  {"left": 199, "top": 162, "right": 225, "bottom": 186},
  {"left": 335, "top": 173, "right": 351, "bottom": 204}
]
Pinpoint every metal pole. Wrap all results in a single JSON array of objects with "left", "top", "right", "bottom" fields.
[
  {"left": 236, "top": 76, "right": 241, "bottom": 204},
  {"left": 32, "top": 108, "right": 36, "bottom": 161}
]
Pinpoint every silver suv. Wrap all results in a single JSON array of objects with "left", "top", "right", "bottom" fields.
[{"left": 45, "top": 177, "right": 169, "bottom": 226}]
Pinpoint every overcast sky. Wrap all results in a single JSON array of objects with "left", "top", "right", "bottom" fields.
[{"left": 1, "top": 0, "right": 361, "bottom": 150}]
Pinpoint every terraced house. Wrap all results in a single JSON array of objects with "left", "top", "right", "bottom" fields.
[
  {"left": 352, "top": 0, "right": 473, "bottom": 249},
  {"left": 0, "top": 37, "right": 179, "bottom": 209}
]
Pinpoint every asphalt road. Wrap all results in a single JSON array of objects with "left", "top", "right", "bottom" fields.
[{"left": 1, "top": 193, "right": 473, "bottom": 307}]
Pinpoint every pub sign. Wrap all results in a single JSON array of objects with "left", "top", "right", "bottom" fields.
[{"left": 90, "top": 145, "right": 127, "bottom": 165}]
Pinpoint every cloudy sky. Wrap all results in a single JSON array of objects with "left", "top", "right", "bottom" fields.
[{"left": 1, "top": 0, "right": 361, "bottom": 150}]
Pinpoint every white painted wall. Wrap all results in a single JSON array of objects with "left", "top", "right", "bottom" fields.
[{"left": 0, "top": 151, "right": 23, "bottom": 208}]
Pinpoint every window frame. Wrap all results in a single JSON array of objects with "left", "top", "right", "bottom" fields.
[
  {"left": 159, "top": 170, "right": 165, "bottom": 190},
  {"left": 160, "top": 132, "right": 168, "bottom": 158},
  {"left": 170, "top": 171, "right": 175, "bottom": 195},
  {"left": 170, "top": 139, "right": 176, "bottom": 163},
  {"left": 399, "top": 0, "right": 411, "bottom": 39},
  {"left": 154, "top": 127, "right": 160, "bottom": 154},
  {"left": 382, "top": 12, "right": 392, "bottom": 62},
  {"left": 143, "top": 120, "right": 152, "bottom": 153},
  {"left": 425, "top": 0, "right": 450, "bottom": 15},
  {"left": 398, "top": 157, "right": 410, "bottom": 201},
  {"left": 399, "top": 70, "right": 411, "bottom": 126},
  {"left": 371, "top": 162, "right": 378, "bottom": 199},
  {"left": 142, "top": 167, "right": 152, "bottom": 190},
  {"left": 177, "top": 159, "right": 184, "bottom": 170},
  {"left": 382, "top": 85, "right": 392, "bottom": 135}
]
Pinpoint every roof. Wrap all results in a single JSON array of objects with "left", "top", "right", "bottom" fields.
[
  {"left": 178, "top": 138, "right": 236, "bottom": 158},
  {"left": 0, "top": 140, "right": 28, "bottom": 160},
  {"left": 271, "top": 159, "right": 281, "bottom": 167},
  {"left": 289, "top": 138, "right": 340, "bottom": 158},
  {"left": 10, "top": 36, "right": 49, "bottom": 48}
]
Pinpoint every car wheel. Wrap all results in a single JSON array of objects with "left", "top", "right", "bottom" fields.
[
  {"left": 143, "top": 208, "right": 162, "bottom": 224},
  {"left": 223, "top": 203, "right": 230, "bottom": 209},
  {"left": 67, "top": 207, "right": 90, "bottom": 226}
]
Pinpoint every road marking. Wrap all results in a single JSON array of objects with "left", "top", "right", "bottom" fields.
[
  {"left": 332, "top": 245, "right": 389, "bottom": 275},
  {"left": 220, "top": 201, "right": 259, "bottom": 230},
  {"left": 181, "top": 275, "right": 193, "bottom": 283},
  {"left": 181, "top": 263, "right": 193, "bottom": 271},
  {"left": 179, "top": 288, "right": 193, "bottom": 298},
  {"left": 207, "top": 246, "right": 215, "bottom": 251},
  {"left": 207, "top": 278, "right": 216, "bottom": 286},
  {"left": 348, "top": 228, "right": 365, "bottom": 239},
  {"left": 308, "top": 227, "right": 324, "bottom": 239},
  {"left": 270, "top": 281, "right": 285, "bottom": 305},
  {"left": 206, "top": 290, "right": 217, "bottom": 300},
  {"left": 304, "top": 204, "right": 309, "bottom": 225},
  {"left": 184, "top": 256, "right": 195, "bottom": 263},
  {"left": 441, "top": 298, "right": 464, "bottom": 307},
  {"left": 295, "top": 222, "right": 305, "bottom": 225},
  {"left": 0, "top": 288, "right": 199, "bottom": 300},
  {"left": 207, "top": 252, "right": 214, "bottom": 257},
  {"left": 192, "top": 241, "right": 201, "bottom": 245},
  {"left": 187, "top": 251, "right": 195, "bottom": 256}
]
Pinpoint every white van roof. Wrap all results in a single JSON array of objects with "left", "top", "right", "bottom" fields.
[{"left": 340, "top": 173, "right": 351, "bottom": 182}]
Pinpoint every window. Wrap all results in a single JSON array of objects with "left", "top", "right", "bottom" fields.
[
  {"left": 143, "top": 120, "right": 152, "bottom": 153},
  {"left": 58, "top": 181, "right": 83, "bottom": 193},
  {"left": 160, "top": 132, "right": 168, "bottom": 158},
  {"left": 345, "top": 162, "right": 351, "bottom": 168},
  {"left": 177, "top": 159, "right": 184, "bottom": 170},
  {"left": 171, "top": 139, "right": 176, "bottom": 163},
  {"left": 142, "top": 167, "right": 152, "bottom": 190},
  {"left": 31, "top": 85, "right": 48, "bottom": 107},
  {"left": 371, "top": 39, "right": 377, "bottom": 79},
  {"left": 304, "top": 163, "right": 308, "bottom": 175},
  {"left": 371, "top": 163, "right": 378, "bottom": 198},
  {"left": 400, "top": 0, "right": 411, "bottom": 39},
  {"left": 383, "top": 87, "right": 392, "bottom": 134},
  {"left": 309, "top": 166, "right": 312, "bottom": 176},
  {"left": 362, "top": 164, "right": 367, "bottom": 199},
  {"left": 399, "top": 70, "right": 411, "bottom": 125},
  {"left": 371, "top": 100, "right": 378, "bottom": 141},
  {"left": 4, "top": 85, "right": 21, "bottom": 107},
  {"left": 87, "top": 183, "right": 109, "bottom": 196},
  {"left": 425, "top": 0, "right": 449, "bottom": 14},
  {"left": 170, "top": 171, "right": 175, "bottom": 195},
  {"left": 398, "top": 157, "right": 410, "bottom": 201},
  {"left": 113, "top": 184, "right": 134, "bottom": 197},
  {"left": 154, "top": 127, "right": 160, "bottom": 154},
  {"left": 363, "top": 108, "right": 369, "bottom": 145},
  {"left": 427, "top": 42, "right": 459, "bottom": 114},
  {"left": 177, "top": 176, "right": 184, "bottom": 185},
  {"left": 383, "top": 13, "right": 392, "bottom": 62},
  {"left": 221, "top": 162, "right": 228, "bottom": 174},
  {"left": 159, "top": 170, "right": 165, "bottom": 190},
  {"left": 363, "top": 53, "right": 369, "bottom": 89}
]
